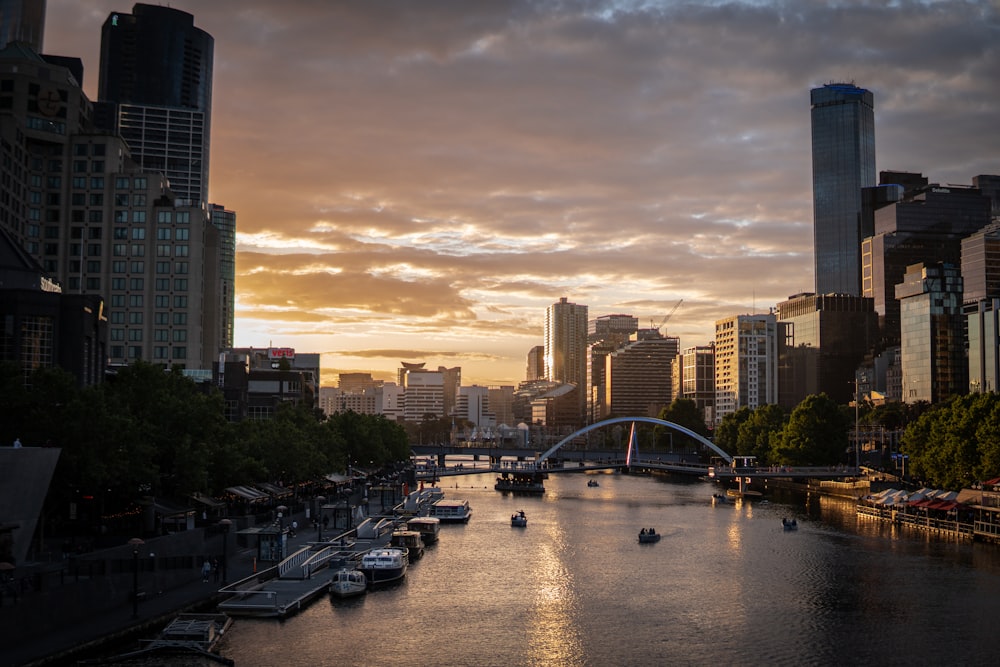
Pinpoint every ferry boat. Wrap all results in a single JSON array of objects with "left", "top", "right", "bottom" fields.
[
  {"left": 358, "top": 547, "right": 409, "bottom": 586},
  {"left": 390, "top": 529, "right": 425, "bottom": 560},
  {"left": 329, "top": 568, "right": 368, "bottom": 598},
  {"left": 494, "top": 471, "right": 546, "bottom": 494},
  {"left": 430, "top": 499, "right": 473, "bottom": 523},
  {"left": 406, "top": 516, "right": 441, "bottom": 545}
]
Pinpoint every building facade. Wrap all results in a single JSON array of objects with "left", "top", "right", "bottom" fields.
[
  {"left": 680, "top": 344, "right": 715, "bottom": 426},
  {"left": 604, "top": 331, "right": 679, "bottom": 418},
  {"left": 896, "top": 263, "right": 965, "bottom": 404},
  {"left": 714, "top": 314, "right": 780, "bottom": 423},
  {"left": 811, "top": 82, "right": 876, "bottom": 296},
  {"left": 544, "top": 297, "right": 588, "bottom": 425}
]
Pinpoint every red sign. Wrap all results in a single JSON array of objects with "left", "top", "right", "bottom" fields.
[{"left": 268, "top": 347, "right": 296, "bottom": 360}]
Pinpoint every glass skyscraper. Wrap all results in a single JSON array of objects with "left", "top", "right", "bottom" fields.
[{"left": 811, "top": 83, "right": 876, "bottom": 296}]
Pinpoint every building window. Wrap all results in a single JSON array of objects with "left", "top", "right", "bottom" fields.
[
  {"left": 156, "top": 228, "right": 171, "bottom": 240},
  {"left": 174, "top": 279, "right": 188, "bottom": 292},
  {"left": 128, "top": 312, "right": 143, "bottom": 324},
  {"left": 128, "top": 330, "right": 143, "bottom": 342},
  {"left": 173, "top": 312, "right": 187, "bottom": 325},
  {"left": 128, "top": 295, "right": 143, "bottom": 307},
  {"left": 155, "top": 278, "right": 169, "bottom": 290},
  {"left": 128, "top": 346, "right": 142, "bottom": 359},
  {"left": 172, "top": 330, "right": 187, "bottom": 342},
  {"left": 157, "top": 211, "right": 172, "bottom": 223},
  {"left": 129, "top": 277, "right": 144, "bottom": 290},
  {"left": 129, "top": 261, "right": 144, "bottom": 273},
  {"left": 132, "top": 228, "right": 145, "bottom": 240},
  {"left": 175, "top": 228, "right": 189, "bottom": 241}
]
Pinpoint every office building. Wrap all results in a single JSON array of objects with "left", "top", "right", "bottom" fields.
[
  {"left": 0, "top": 0, "right": 45, "bottom": 52},
  {"left": 587, "top": 313, "right": 638, "bottom": 421},
  {"left": 400, "top": 366, "right": 445, "bottom": 422},
  {"left": 526, "top": 345, "right": 544, "bottom": 381},
  {"left": 862, "top": 180, "right": 992, "bottom": 348},
  {"left": 97, "top": 4, "right": 213, "bottom": 207},
  {"left": 680, "top": 344, "right": 715, "bottom": 426},
  {"left": 545, "top": 297, "right": 588, "bottom": 426},
  {"left": 811, "top": 82, "right": 876, "bottom": 296},
  {"left": 775, "top": 292, "right": 877, "bottom": 407},
  {"left": 714, "top": 314, "right": 780, "bottom": 423},
  {"left": 215, "top": 347, "right": 319, "bottom": 421},
  {"left": 896, "top": 263, "right": 965, "bottom": 404},
  {"left": 605, "top": 330, "right": 679, "bottom": 418},
  {"left": 456, "top": 385, "right": 496, "bottom": 430},
  {"left": 963, "top": 222, "right": 1000, "bottom": 393}
]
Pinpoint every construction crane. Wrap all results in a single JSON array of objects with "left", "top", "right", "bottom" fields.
[{"left": 656, "top": 299, "right": 683, "bottom": 335}]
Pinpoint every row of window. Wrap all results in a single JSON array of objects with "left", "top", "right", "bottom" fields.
[
  {"left": 108, "top": 292, "right": 189, "bottom": 308},
  {"left": 110, "top": 329, "right": 188, "bottom": 342},
  {"left": 109, "top": 346, "right": 187, "bottom": 360},
  {"left": 108, "top": 311, "right": 188, "bottom": 325}
]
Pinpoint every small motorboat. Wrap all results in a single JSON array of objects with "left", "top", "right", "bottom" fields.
[
  {"left": 781, "top": 518, "right": 799, "bottom": 531},
  {"left": 712, "top": 493, "right": 729, "bottom": 503},
  {"left": 587, "top": 479, "right": 600, "bottom": 487},
  {"left": 330, "top": 567, "right": 368, "bottom": 598},
  {"left": 638, "top": 528, "right": 660, "bottom": 543},
  {"left": 511, "top": 510, "right": 528, "bottom": 527}
]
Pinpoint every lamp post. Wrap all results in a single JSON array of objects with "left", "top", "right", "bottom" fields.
[
  {"left": 276, "top": 505, "right": 288, "bottom": 560},
  {"left": 315, "top": 496, "right": 326, "bottom": 542},
  {"left": 854, "top": 375, "right": 860, "bottom": 471},
  {"left": 128, "top": 537, "right": 144, "bottom": 618},
  {"left": 218, "top": 519, "right": 232, "bottom": 584}
]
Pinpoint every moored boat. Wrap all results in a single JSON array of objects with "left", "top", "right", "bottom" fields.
[
  {"left": 358, "top": 547, "right": 409, "bottom": 586},
  {"left": 510, "top": 509, "right": 527, "bottom": 527},
  {"left": 430, "top": 499, "right": 473, "bottom": 523},
  {"left": 329, "top": 568, "right": 367, "bottom": 598},
  {"left": 406, "top": 516, "right": 441, "bottom": 545},
  {"left": 638, "top": 528, "right": 661, "bottom": 543},
  {"left": 390, "top": 529, "right": 425, "bottom": 560},
  {"left": 495, "top": 471, "right": 546, "bottom": 494}
]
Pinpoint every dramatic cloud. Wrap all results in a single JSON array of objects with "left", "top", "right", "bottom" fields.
[{"left": 48, "top": 0, "right": 1000, "bottom": 384}]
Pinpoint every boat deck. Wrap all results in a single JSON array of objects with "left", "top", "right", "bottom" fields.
[{"left": 217, "top": 577, "right": 331, "bottom": 617}]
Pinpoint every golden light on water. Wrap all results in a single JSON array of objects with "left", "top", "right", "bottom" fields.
[{"left": 526, "top": 536, "right": 584, "bottom": 666}]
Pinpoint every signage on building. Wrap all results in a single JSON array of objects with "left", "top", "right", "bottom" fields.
[{"left": 268, "top": 347, "right": 296, "bottom": 360}]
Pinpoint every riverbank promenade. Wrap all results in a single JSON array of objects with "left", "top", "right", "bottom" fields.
[{"left": 5, "top": 511, "right": 321, "bottom": 667}]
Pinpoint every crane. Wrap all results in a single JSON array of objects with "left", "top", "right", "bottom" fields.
[{"left": 656, "top": 299, "right": 683, "bottom": 335}]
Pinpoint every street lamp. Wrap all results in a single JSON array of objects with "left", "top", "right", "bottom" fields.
[
  {"left": 218, "top": 519, "right": 232, "bottom": 584},
  {"left": 315, "top": 496, "right": 326, "bottom": 542},
  {"left": 128, "top": 537, "right": 144, "bottom": 618},
  {"left": 276, "top": 505, "right": 288, "bottom": 560}
]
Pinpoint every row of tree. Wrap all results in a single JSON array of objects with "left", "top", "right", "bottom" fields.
[{"left": 0, "top": 362, "right": 410, "bottom": 532}]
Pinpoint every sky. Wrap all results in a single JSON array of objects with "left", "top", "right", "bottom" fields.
[{"left": 46, "top": 0, "right": 1000, "bottom": 387}]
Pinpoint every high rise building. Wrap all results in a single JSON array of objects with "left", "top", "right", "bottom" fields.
[
  {"left": 0, "top": 0, "right": 45, "bottom": 52},
  {"left": 862, "top": 181, "right": 992, "bottom": 348},
  {"left": 544, "top": 297, "right": 588, "bottom": 425},
  {"left": 811, "top": 82, "right": 876, "bottom": 296},
  {"left": 775, "top": 292, "right": 877, "bottom": 407},
  {"left": 896, "top": 262, "right": 965, "bottom": 404},
  {"left": 605, "top": 330, "right": 679, "bottom": 418},
  {"left": 714, "top": 314, "right": 781, "bottom": 423},
  {"left": 97, "top": 4, "right": 213, "bottom": 207},
  {"left": 962, "top": 222, "right": 1000, "bottom": 393},
  {"left": 525, "top": 345, "right": 545, "bottom": 381},
  {"left": 680, "top": 344, "right": 715, "bottom": 426},
  {"left": 587, "top": 313, "right": 638, "bottom": 421}
]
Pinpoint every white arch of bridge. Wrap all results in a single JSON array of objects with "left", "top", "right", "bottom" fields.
[{"left": 535, "top": 416, "right": 732, "bottom": 465}]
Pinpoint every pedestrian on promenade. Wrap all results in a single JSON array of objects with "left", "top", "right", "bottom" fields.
[
  {"left": 201, "top": 559, "right": 211, "bottom": 582},
  {"left": 212, "top": 558, "right": 220, "bottom": 583},
  {"left": 13, "top": 437, "right": 22, "bottom": 448}
]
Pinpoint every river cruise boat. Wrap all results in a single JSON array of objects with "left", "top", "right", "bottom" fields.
[
  {"left": 406, "top": 516, "right": 441, "bottom": 545},
  {"left": 358, "top": 547, "right": 409, "bottom": 586},
  {"left": 390, "top": 529, "right": 425, "bottom": 560},
  {"left": 329, "top": 568, "right": 368, "bottom": 598},
  {"left": 430, "top": 499, "right": 473, "bottom": 523},
  {"left": 494, "top": 471, "right": 546, "bottom": 494}
]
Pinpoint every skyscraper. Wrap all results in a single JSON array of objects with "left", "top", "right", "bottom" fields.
[
  {"left": 0, "top": 0, "right": 45, "bottom": 52},
  {"left": 811, "top": 82, "right": 876, "bottom": 296},
  {"left": 97, "top": 4, "right": 213, "bottom": 207},
  {"left": 714, "top": 314, "right": 780, "bottom": 423},
  {"left": 544, "top": 297, "right": 588, "bottom": 425}
]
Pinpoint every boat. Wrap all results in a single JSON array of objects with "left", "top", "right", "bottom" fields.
[
  {"left": 510, "top": 510, "right": 527, "bottom": 527},
  {"left": 329, "top": 567, "right": 368, "bottom": 598},
  {"left": 390, "top": 529, "right": 425, "bottom": 560},
  {"left": 430, "top": 499, "right": 473, "bottom": 523},
  {"left": 406, "top": 516, "right": 441, "bottom": 545},
  {"left": 494, "top": 471, "right": 546, "bottom": 494},
  {"left": 358, "top": 547, "right": 409, "bottom": 586},
  {"left": 638, "top": 528, "right": 661, "bottom": 543},
  {"left": 712, "top": 493, "right": 729, "bottom": 503},
  {"left": 781, "top": 518, "right": 799, "bottom": 531},
  {"left": 587, "top": 479, "right": 600, "bottom": 487}
]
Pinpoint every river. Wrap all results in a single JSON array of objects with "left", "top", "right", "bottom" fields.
[{"left": 216, "top": 470, "right": 1000, "bottom": 666}]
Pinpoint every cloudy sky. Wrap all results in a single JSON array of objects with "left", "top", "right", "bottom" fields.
[{"left": 47, "top": 1, "right": 999, "bottom": 386}]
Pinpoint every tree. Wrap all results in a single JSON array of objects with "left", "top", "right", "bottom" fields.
[
  {"left": 736, "top": 404, "right": 785, "bottom": 465},
  {"left": 656, "top": 398, "right": 710, "bottom": 452},
  {"left": 772, "top": 394, "right": 848, "bottom": 465}
]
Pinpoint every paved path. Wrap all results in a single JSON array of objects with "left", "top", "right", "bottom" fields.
[{"left": 6, "top": 513, "right": 323, "bottom": 667}]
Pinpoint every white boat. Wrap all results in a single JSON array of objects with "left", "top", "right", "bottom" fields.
[
  {"left": 358, "top": 547, "right": 408, "bottom": 586},
  {"left": 430, "top": 499, "right": 473, "bottom": 523},
  {"left": 329, "top": 568, "right": 367, "bottom": 598},
  {"left": 510, "top": 510, "right": 527, "bottom": 527},
  {"left": 406, "top": 516, "right": 441, "bottom": 545},
  {"left": 587, "top": 479, "right": 600, "bottom": 487},
  {"left": 390, "top": 529, "right": 425, "bottom": 560},
  {"left": 638, "top": 528, "right": 661, "bottom": 543}
]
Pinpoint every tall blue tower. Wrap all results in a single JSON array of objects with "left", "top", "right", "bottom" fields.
[{"left": 810, "top": 82, "right": 876, "bottom": 296}]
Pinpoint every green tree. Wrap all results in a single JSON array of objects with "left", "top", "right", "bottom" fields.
[
  {"left": 714, "top": 406, "right": 752, "bottom": 454},
  {"left": 772, "top": 394, "right": 848, "bottom": 465},
  {"left": 736, "top": 404, "right": 785, "bottom": 465}
]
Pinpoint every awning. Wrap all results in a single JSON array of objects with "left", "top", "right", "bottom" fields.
[
  {"left": 225, "top": 486, "right": 270, "bottom": 502},
  {"left": 326, "top": 473, "right": 352, "bottom": 484},
  {"left": 189, "top": 493, "right": 226, "bottom": 509},
  {"left": 256, "top": 482, "right": 293, "bottom": 498}
]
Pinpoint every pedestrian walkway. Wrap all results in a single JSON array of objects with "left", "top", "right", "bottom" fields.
[{"left": 7, "top": 511, "right": 322, "bottom": 667}]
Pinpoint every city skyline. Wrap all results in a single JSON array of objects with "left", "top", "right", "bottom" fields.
[{"left": 47, "top": 1, "right": 999, "bottom": 386}]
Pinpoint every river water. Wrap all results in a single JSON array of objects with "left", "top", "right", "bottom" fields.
[{"left": 217, "top": 471, "right": 1000, "bottom": 666}]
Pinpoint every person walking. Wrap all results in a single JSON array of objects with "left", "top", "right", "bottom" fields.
[{"left": 201, "top": 558, "right": 211, "bottom": 583}]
